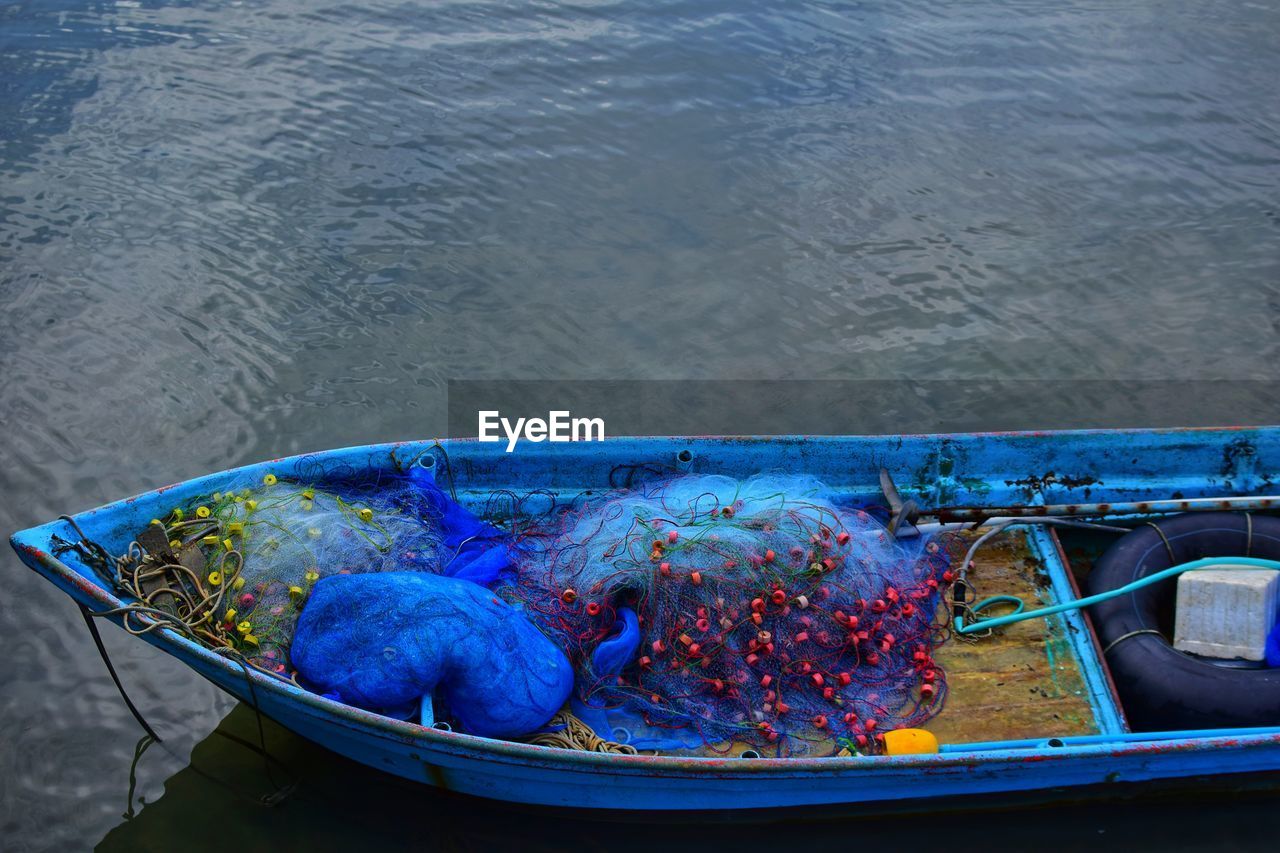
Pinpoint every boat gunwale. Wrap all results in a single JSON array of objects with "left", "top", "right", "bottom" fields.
[{"left": 11, "top": 426, "right": 1280, "bottom": 777}]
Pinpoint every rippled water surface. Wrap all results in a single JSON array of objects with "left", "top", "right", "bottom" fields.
[{"left": 4, "top": 1, "right": 1280, "bottom": 849}]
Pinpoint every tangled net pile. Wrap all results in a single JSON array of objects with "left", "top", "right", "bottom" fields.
[
  {"left": 117, "top": 468, "right": 509, "bottom": 678},
  {"left": 93, "top": 466, "right": 954, "bottom": 755},
  {"left": 504, "top": 475, "right": 953, "bottom": 756}
]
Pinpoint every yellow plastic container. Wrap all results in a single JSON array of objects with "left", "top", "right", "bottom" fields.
[{"left": 882, "top": 728, "right": 939, "bottom": 755}]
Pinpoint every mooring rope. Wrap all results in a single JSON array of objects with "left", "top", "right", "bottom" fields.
[{"left": 77, "top": 603, "right": 162, "bottom": 742}]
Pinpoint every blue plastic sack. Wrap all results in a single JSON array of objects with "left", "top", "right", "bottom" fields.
[{"left": 292, "top": 572, "right": 573, "bottom": 738}]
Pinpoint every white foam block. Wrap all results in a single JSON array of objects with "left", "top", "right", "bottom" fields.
[{"left": 1174, "top": 568, "right": 1280, "bottom": 661}]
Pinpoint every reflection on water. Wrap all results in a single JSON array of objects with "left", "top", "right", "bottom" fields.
[{"left": 2, "top": 0, "right": 1280, "bottom": 849}]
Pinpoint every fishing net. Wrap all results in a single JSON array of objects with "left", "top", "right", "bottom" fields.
[
  {"left": 123, "top": 466, "right": 571, "bottom": 737},
  {"left": 114, "top": 466, "right": 951, "bottom": 753},
  {"left": 292, "top": 571, "right": 574, "bottom": 738},
  {"left": 502, "top": 475, "right": 952, "bottom": 756},
  {"left": 131, "top": 467, "right": 514, "bottom": 679}
]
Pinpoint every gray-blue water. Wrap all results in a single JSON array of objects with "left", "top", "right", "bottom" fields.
[{"left": 3, "top": 1, "right": 1280, "bottom": 849}]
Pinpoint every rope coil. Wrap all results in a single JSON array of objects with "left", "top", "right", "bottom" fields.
[{"left": 522, "top": 709, "right": 640, "bottom": 754}]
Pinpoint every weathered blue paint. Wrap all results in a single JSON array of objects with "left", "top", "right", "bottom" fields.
[
  {"left": 1025, "top": 525, "right": 1128, "bottom": 736},
  {"left": 10, "top": 427, "right": 1280, "bottom": 811},
  {"left": 943, "top": 727, "right": 1280, "bottom": 752}
]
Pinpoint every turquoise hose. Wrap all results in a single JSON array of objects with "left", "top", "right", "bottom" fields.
[
  {"left": 955, "top": 556, "right": 1280, "bottom": 635},
  {"left": 964, "top": 594, "right": 1025, "bottom": 626}
]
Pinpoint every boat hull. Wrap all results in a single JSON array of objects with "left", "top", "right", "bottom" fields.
[{"left": 12, "top": 428, "right": 1280, "bottom": 810}]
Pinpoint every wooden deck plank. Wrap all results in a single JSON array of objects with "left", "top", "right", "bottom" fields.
[{"left": 924, "top": 529, "right": 1098, "bottom": 745}]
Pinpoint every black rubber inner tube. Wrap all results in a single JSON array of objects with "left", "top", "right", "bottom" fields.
[{"left": 1088, "top": 512, "right": 1280, "bottom": 731}]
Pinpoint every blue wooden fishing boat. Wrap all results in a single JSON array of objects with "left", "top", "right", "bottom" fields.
[{"left": 11, "top": 426, "right": 1280, "bottom": 811}]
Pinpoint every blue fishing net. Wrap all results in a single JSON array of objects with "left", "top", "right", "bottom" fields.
[
  {"left": 149, "top": 467, "right": 950, "bottom": 753},
  {"left": 292, "top": 571, "right": 573, "bottom": 738},
  {"left": 502, "top": 475, "right": 952, "bottom": 755},
  {"left": 155, "top": 467, "right": 515, "bottom": 680},
  {"left": 145, "top": 465, "right": 576, "bottom": 738}
]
